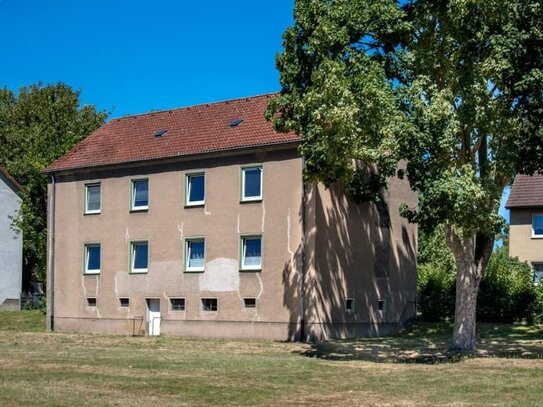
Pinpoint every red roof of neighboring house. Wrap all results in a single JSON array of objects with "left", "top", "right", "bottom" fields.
[
  {"left": 45, "top": 94, "right": 299, "bottom": 173},
  {"left": 0, "top": 166, "right": 22, "bottom": 192},
  {"left": 505, "top": 174, "right": 543, "bottom": 209}
]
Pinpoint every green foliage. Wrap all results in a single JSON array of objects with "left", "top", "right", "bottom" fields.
[
  {"left": 418, "top": 234, "right": 543, "bottom": 323},
  {"left": 477, "top": 247, "right": 537, "bottom": 323},
  {"left": 0, "top": 83, "right": 107, "bottom": 286},
  {"left": 269, "top": 0, "right": 543, "bottom": 349}
]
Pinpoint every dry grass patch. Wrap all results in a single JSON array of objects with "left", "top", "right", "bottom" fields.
[{"left": 1, "top": 313, "right": 542, "bottom": 406}]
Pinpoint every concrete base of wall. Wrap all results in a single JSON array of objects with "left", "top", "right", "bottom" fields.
[
  {"left": 0, "top": 298, "right": 20, "bottom": 311},
  {"left": 51, "top": 317, "right": 300, "bottom": 341},
  {"left": 50, "top": 315, "right": 416, "bottom": 341}
]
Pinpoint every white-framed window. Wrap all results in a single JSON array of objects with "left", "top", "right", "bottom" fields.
[
  {"left": 185, "top": 238, "right": 205, "bottom": 272},
  {"left": 186, "top": 173, "right": 205, "bottom": 206},
  {"left": 532, "top": 213, "right": 543, "bottom": 237},
  {"left": 170, "top": 298, "right": 186, "bottom": 311},
  {"left": 84, "top": 243, "right": 101, "bottom": 274},
  {"left": 85, "top": 183, "right": 101, "bottom": 214},
  {"left": 130, "top": 241, "right": 149, "bottom": 273},
  {"left": 201, "top": 298, "right": 217, "bottom": 312},
  {"left": 131, "top": 178, "right": 149, "bottom": 210},
  {"left": 241, "top": 166, "right": 262, "bottom": 201},
  {"left": 241, "top": 236, "right": 262, "bottom": 270},
  {"left": 532, "top": 263, "right": 543, "bottom": 285}
]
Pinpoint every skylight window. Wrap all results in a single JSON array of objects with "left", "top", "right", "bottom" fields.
[
  {"left": 229, "top": 118, "right": 243, "bottom": 127},
  {"left": 153, "top": 129, "right": 167, "bottom": 137}
]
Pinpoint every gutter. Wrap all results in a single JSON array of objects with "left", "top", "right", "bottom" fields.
[{"left": 48, "top": 174, "right": 56, "bottom": 331}]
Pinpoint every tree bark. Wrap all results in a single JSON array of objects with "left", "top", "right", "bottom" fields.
[{"left": 445, "top": 226, "right": 493, "bottom": 353}]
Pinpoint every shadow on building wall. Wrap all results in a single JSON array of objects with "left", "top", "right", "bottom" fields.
[{"left": 283, "top": 181, "right": 417, "bottom": 341}]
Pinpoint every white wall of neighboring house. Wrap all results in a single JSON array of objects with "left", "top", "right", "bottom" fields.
[{"left": 0, "top": 172, "right": 22, "bottom": 310}]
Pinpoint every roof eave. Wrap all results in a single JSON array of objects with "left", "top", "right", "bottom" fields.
[{"left": 44, "top": 140, "right": 300, "bottom": 176}]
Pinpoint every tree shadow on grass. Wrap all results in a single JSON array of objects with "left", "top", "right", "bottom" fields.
[{"left": 299, "top": 322, "right": 543, "bottom": 363}]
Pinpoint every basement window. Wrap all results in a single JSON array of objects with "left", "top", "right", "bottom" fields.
[
  {"left": 378, "top": 300, "right": 386, "bottom": 312},
  {"left": 87, "top": 298, "right": 97, "bottom": 307},
  {"left": 119, "top": 298, "right": 129, "bottom": 307},
  {"left": 170, "top": 298, "right": 186, "bottom": 311},
  {"left": 345, "top": 298, "right": 355, "bottom": 312},
  {"left": 201, "top": 298, "right": 217, "bottom": 312},
  {"left": 243, "top": 298, "right": 256, "bottom": 308}
]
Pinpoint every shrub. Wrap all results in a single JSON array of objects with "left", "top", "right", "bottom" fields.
[{"left": 417, "top": 229, "right": 543, "bottom": 323}]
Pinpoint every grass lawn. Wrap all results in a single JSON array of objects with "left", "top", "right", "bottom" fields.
[{"left": 1, "top": 311, "right": 542, "bottom": 406}]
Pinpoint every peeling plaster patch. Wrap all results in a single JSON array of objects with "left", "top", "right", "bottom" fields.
[
  {"left": 125, "top": 227, "right": 130, "bottom": 245},
  {"left": 261, "top": 202, "right": 266, "bottom": 232},
  {"left": 204, "top": 207, "right": 212, "bottom": 216},
  {"left": 177, "top": 222, "right": 184, "bottom": 241},
  {"left": 199, "top": 258, "right": 239, "bottom": 292},
  {"left": 255, "top": 272, "right": 264, "bottom": 300}
]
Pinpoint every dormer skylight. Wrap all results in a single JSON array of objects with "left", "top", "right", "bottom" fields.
[
  {"left": 153, "top": 129, "right": 167, "bottom": 137},
  {"left": 229, "top": 118, "right": 243, "bottom": 127}
]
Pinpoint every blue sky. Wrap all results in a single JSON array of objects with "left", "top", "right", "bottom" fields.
[
  {"left": 0, "top": 0, "right": 510, "bottom": 223},
  {"left": 0, "top": 0, "right": 294, "bottom": 118}
]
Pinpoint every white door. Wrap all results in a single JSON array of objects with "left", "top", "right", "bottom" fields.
[{"left": 146, "top": 299, "right": 161, "bottom": 336}]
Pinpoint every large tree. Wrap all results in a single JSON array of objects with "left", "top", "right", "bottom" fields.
[
  {"left": 267, "top": 0, "right": 543, "bottom": 351},
  {"left": 0, "top": 83, "right": 107, "bottom": 289}
]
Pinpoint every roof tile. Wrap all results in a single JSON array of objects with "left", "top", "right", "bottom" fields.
[
  {"left": 45, "top": 94, "right": 299, "bottom": 172},
  {"left": 506, "top": 174, "right": 543, "bottom": 209}
]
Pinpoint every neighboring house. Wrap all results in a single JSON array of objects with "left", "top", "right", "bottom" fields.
[
  {"left": 506, "top": 174, "right": 543, "bottom": 284},
  {"left": 44, "top": 94, "right": 417, "bottom": 340},
  {"left": 0, "top": 167, "right": 23, "bottom": 311}
]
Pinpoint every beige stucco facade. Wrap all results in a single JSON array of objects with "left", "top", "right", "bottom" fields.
[
  {"left": 47, "top": 146, "right": 417, "bottom": 340},
  {"left": 509, "top": 209, "right": 543, "bottom": 265}
]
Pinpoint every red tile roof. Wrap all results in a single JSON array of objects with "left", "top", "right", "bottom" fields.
[
  {"left": 506, "top": 174, "right": 543, "bottom": 209},
  {"left": 45, "top": 94, "right": 299, "bottom": 173}
]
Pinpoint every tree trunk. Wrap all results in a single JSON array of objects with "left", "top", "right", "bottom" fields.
[{"left": 445, "top": 226, "right": 493, "bottom": 353}]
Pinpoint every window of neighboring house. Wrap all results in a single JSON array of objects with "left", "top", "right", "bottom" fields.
[
  {"left": 130, "top": 241, "right": 149, "bottom": 273},
  {"left": 345, "top": 298, "right": 355, "bottom": 312},
  {"left": 85, "top": 183, "right": 101, "bottom": 214},
  {"left": 186, "top": 173, "right": 205, "bottom": 206},
  {"left": 378, "top": 300, "right": 386, "bottom": 312},
  {"left": 532, "top": 263, "right": 543, "bottom": 285},
  {"left": 131, "top": 179, "right": 149, "bottom": 210},
  {"left": 170, "top": 298, "right": 185, "bottom": 311},
  {"left": 185, "top": 238, "right": 205, "bottom": 272},
  {"left": 532, "top": 214, "right": 543, "bottom": 237},
  {"left": 201, "top": 298, "right": 217, "bottom": 311},
  {"left": 241, "top": 236, "right": 262, "bottom": 270},
  {"left": 119, "top": 298, "right": 129, "bottom": 307},
  {"left": 241, "top": 166, "right": 262, "bottom": 201},
  {"left": 87, "top": 298, "right": 97, "bottom": 307},
  {"left": 243, "top": 298, "right": 256, "bottom": 308},
  {"left": 84, "top": 244, "right": 101, "bottom": 274}
]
